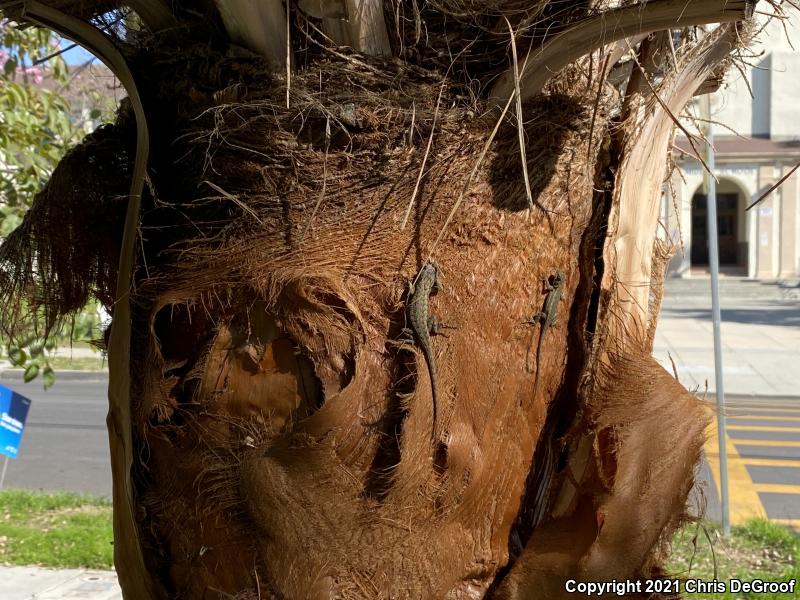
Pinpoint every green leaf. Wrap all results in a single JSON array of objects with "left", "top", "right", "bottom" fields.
[
  {"left": 3, "top": 57, "right": 17, "bottom": 77},
  {"left": 51, "top": 56, "right": 68, "bottom": 83},
  {"left": 42, "top": 365, "right": 55, "bottom": 390},
  {"left": 1, "top": 22, "right": 108, "bottom": 365},
  {"left": 29, "top": 340, "right": 45, "bottom": 358},
  {"left": 8, "top": 347, "right": 26, "bottom": 366},
  {"left": 23, "top": 363, "right": 39, "bottom": 382}
]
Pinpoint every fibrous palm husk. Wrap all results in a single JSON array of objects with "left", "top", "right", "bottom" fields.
[{"left": 0, "top": 0, "right": 774, "bottom": 597}]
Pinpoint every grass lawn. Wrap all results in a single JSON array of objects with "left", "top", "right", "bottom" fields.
[
  {"left": 46, "top": 355, "right": 107, "bottom": 371},
  {"left": 668, "top": 519, "right": 799, "bottom": 598},
  {"left": 0, "top": 490, "right": 113, "bottom": 569},
  {"left": 1, "top": 341, "right": 107, "bottom": 372}
]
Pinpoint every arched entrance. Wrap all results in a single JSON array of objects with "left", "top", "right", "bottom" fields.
[{"left": 690, "top": 178, "right": 747, "bottom": 267}]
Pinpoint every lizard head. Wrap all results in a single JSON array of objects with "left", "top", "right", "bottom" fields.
[
  {"left": 554, "top": 271, "right": 565, "bottom": 286},
  {"left": 427, "top": 261, "right": 442, "bottom": 294}
]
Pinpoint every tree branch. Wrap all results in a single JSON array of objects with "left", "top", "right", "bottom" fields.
[
  {"left": 15, "top": 1, "right": 158, "bottom": 598},
  {"left": 213, "top": 0, "right": 288, "bottom": 68},
  {"left": 602, "top": 22, "right": 741, "bottom": 337},
  {"left": 490, "top": 0, "right": 755, "bottom": 104},
  {"left": 322, "top": 0, "right": 392, "bottom": 56}
]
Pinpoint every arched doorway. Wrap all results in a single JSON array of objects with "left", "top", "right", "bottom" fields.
[{"left": 690, "top": 178, "right": 747, "bottom": 267}]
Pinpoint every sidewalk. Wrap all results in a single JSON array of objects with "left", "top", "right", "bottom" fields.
[
  {"left": 653, "top": 277, "right": 799, "bottom": 397},
  {"left": 0, "top": 566, "right": 121, "bottom": 600}
]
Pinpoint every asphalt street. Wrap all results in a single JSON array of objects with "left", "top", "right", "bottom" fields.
[
  {"left": 701, "top": 396, "right": 800, "bottom": 534},
  {"left": 0, "top": 378, "right": 111, "bottom": 497}
]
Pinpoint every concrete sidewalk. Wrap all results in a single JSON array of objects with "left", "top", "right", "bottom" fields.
[
  {"left": 0, "top": 566, "right": 121, "bottom": 600},
  {"left": 653, "top": 277, "right": 799, "bottom": 397}
]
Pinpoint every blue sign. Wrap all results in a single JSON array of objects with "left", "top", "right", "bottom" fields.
[{"left": 0, "top": 385, "right": 32, "bottom": 459}]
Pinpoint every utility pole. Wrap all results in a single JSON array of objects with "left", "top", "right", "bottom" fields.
[{"left": 703, "top": 94, "right": 730, "bottom": 536}]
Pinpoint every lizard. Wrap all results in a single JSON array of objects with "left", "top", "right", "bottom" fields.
[
  {"left": 526, "top": 270, "right": 565, "bottom": 400},
  {"left": 404, "top": 261, "right": 442, "bottom": 441},
  {"left": 524, "top": 270, "right": 565, "bottom": 528}
]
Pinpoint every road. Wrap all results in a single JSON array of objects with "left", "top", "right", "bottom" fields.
[
  {"left": 654, "top": 276, "right": 799, "bottom": 395},
  {"left": 0, "top": 378, "right": 111, "bottom": 497},
  {"left": 702, "top": 396, "right": 800, "bottom": 534}
]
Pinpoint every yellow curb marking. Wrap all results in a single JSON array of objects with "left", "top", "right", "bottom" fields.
[
  {"left": 727, "top": 425, "right": 800, "bottom": 433},
  {"left": 752, "top": 483, "right": 800, "bottom": 494},
  {"left": 740, "top": 458, "right": 800, "bottom": 468},
  {"left": 705, "top": 416, "right": 767, "bottom": 524},
  {"left": 772, "top": 518, "right": 800, "bottom": 530},
  {"left": 733, "top": 440, "right": 800, "bottom": 448}
]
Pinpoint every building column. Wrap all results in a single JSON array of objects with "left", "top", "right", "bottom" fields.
[
  {"left": 755, "top": 165, "right": 777, "bottom": 279},
  {"left": 779, "top": 166, "right": 799, "bottom": 277},
  {"left": 747, "top": 202, "right": 757, "bottom": 278}
]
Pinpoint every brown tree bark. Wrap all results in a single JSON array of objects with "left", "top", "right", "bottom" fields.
[{"left": 0, "top": 0, "right": 765, "bottom": 598}]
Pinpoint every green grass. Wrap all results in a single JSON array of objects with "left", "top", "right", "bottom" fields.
[
  {"left": 668, "top": 518, "right": 799, "bottom": 599},
  {"left": 45, "top": 355, "right": 107, "bottom": 371},
  {"left": 1, "top": 347, "right": 107, "bottom": 372},
  {"left": 0, "top": 490, "right": 113, "bottom": 569}
]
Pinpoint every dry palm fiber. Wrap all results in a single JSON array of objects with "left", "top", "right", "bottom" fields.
[
  {"left": 0, "top": 122, "right": 133, "bottom": 337},
  {"left": 23, "top": 46, "right": 594, "bottom": 598},
  {"left": 0, "top": 0, "right": 762, "bottom": 596}
]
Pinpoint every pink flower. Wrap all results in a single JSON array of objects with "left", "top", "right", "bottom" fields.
[{"left": 23, "top": 66, "right": 43, "bottom": 84}]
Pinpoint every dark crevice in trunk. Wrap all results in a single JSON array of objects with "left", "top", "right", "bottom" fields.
[
  {"left": 489, "top": 128, "right": 616, "bottom": 596},
  {"left": 586, "top": 134, "right": 616, "bottom": 338}
]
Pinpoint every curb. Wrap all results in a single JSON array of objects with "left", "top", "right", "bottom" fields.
[
  {"left": 699, "top": 394, "right": 800, "bottom": 402},
  {"left": 0, "top": 369, "right": 109, "bottom": 382}
]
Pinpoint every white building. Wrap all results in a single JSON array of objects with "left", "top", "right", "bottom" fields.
[{"left": 668, "top": 13, "right": 800, "bottom": 278}]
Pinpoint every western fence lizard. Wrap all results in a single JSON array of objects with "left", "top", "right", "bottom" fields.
[
  {"left": 405, "top": 261, "right": 441, "bottom": 440},
  {"left": 526, "top": 271, "right": 565, "bottom": 398},
  {"left": 522, "top": 271, "right": 565, "bottom": 531}
]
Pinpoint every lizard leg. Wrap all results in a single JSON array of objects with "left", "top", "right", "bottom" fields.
[
  {"left": 427, "top": 315, "right": 440, "bottom": 335},
  {"left": 526, "top": 311, "right": 546, "bottom": 325},
  {"left": 432, "top": 274, "right": 442, "bottom": 296}
]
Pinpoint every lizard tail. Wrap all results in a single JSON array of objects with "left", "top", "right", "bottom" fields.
[{"left": 430, "top": 367, "right": 437, "bottom": 442}]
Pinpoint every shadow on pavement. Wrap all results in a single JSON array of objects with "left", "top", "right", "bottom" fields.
[{"left": 660, "top": 306, "right": 800, "bottom": 327}]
